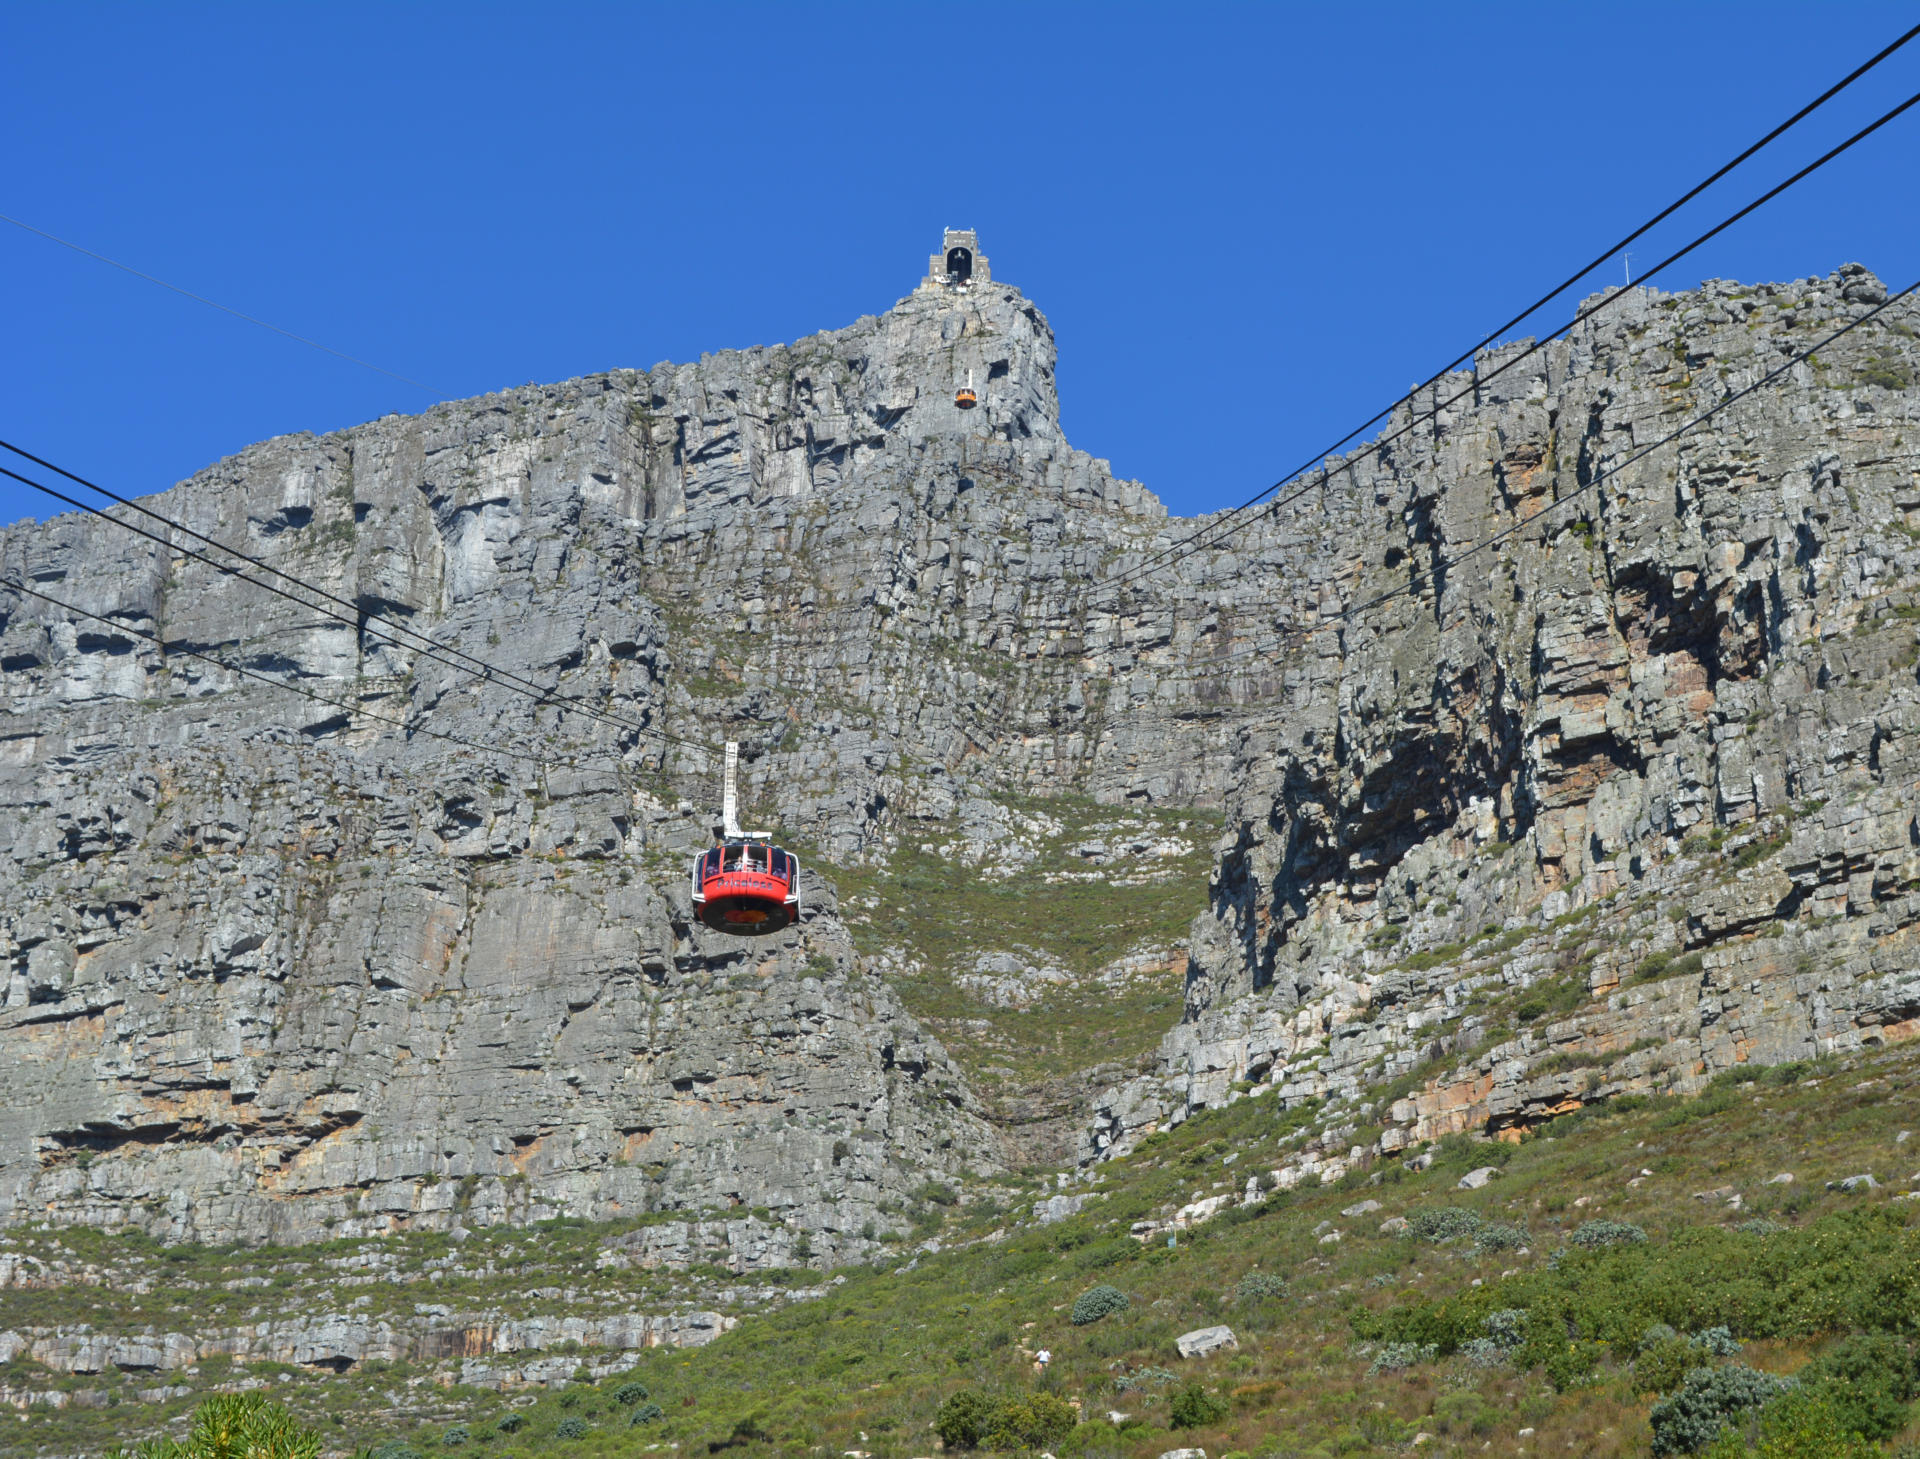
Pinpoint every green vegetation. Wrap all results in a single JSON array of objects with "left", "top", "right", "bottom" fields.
[
  {"left": 21, "top": 1025, "right": 1920, "bottom": 1459},
  {"left": 105, "top": 1393, "right": 321, "bottom": 1459},
  {"left": 1070, "top": 1283, "right": 1129, "bottom": 1325},
  {"left": 813, "top": 800, "right": 1213, "bottom": 1093},
  {"left": 935, "top": 1390, "right": 1076, "bottom": 1450}
]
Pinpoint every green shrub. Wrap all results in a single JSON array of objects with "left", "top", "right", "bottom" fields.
[
  {"left": 1695, "top": 1326, "right": 1742, "bottom": 1357},
  {"left": 1638, "top": 1336, "right": 1703, "bottom": 1394},
  {"left": 1358, "top": 1208, "right": 1920, "bottom": 1373},
  {"left": 1368, "top": 1341, "right": 1437, "bottom": 1376},
  {"left": 1071, "top": 1238, "right": 1137, "bottom": 1272},
  {"left": 1407, "top": 1207, "right": 1483, "bottom": 1243},
  {"left": 1571, "top": 1219, "right": 1648, "bottom": 1248},
  {"left": 1797, "top": 1333, "right": 1918, "bottom": 1440},
  {"left": 1649, "top": 1365, "right": 1792, "bottom": 1455},
  {"left": 1112, "top": 1366, "right": 1177, "bottom": 1394},
  {"left": 1168, "top": 1383, "right": 1230, "bottom": 1429},
  {"left": 1485, "top": 1309, "right": 1527, "bottom": 1348},
  {"left": 368, "top": 1445, "right": 421, "bottom": 1459},
  {"left": 441, "top": 1426, "right": 469, "bottom": 1447},
  {"left": 1234, "top": 1272, "right": 1288, "bottom": 1302},
  {"left": 1434, "top": 1391, "right": 1498, "bottom": 1437},
  {"left": 612, "top": 1380, "right": 652, "bottom": 1406},
  {"left": 987, "top": 1393, "right": 1077, "bottom": 1449},
  {"left": 1475, "top": 1221, "right": 1530, "bottom": 1253},
  {"left": 553, "top": 1417, "right": 589, "bottom": 1441},
  {"left": 629, "top": 1402, "right": 664, "bottom": 1427},
  {"left": 107, "top": 1394, "right": 324, "bottom": 1459},
  {"left": 1747, "top": 1387, "right": 1879, "bottom": 1458},
  {"left": 495, "top": 1414, "right": 524, "bottom": 1435},
  {"left": 1071, "top": 1284, "right": 1130, "bottom": 1326},
  {"left": 935, "top": 1391, "right": 998, "bottom": 1449},
  {"left": 1459, "top": 1337, "right": 1508, "bottom": 1368}
]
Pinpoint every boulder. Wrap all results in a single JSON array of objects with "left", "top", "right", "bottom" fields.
[{"left": 1175, "top": 1326, "right": 1238, "bottom": 1359}]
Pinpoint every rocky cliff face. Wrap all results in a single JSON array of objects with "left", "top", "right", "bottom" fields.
[
  {"left": 1088, "top": 263, "right": 1920, "bottom": 1165},
  {"left": 0, "top": 258, "right": 1327, "bottom": 1252},
  {"left": 5, "top": 244, "right": 1917, "bottom": 1253}
]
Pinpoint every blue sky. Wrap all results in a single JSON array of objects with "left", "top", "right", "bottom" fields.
[{"left": 2, "top": 3, "right": 1917, "bottom": 527}]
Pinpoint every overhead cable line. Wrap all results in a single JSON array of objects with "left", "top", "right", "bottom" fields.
[
  {"left": 0, "top": 444, "right": 712, "bottom": 756},
  {"left": 1141, "top": 278, "right": 1919, "bottom": 677},
  {"left": 0, "top": 212, "right": 446, "bottom": 397},
  {"left": 0, "top": 575, "right": 629, "bottom": 772},
  {"left": 1106, "top": 42, "right": 1920, "bottom": 593}
]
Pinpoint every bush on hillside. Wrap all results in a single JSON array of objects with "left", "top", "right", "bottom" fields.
[
  {"left": 1071, "top": 1237, "right": 1138, "bottom": 1272},
  {"left": 1797, "top": 1333, "right": 1919, "bottom": 1440},
  {"left": 106, "top": 1393, "right": 323, "bottom": 1459},
  {"left": 1570, "top": 1219, "right": 1647, "bottom": 1248},
  {"left": 1484, "top": 1310, "right": 1527, "bottom": 1349},
  {"left": 629, "top": 1403, "right": 665, "bottom": 1427},
  {"left": 1071, "top": 1284, "right": 1129, "bottom": 1326},
  {"left": 1434, "top": 1391, "right": 1498, "bottom": 1437},
  {"left": 612, "top": 1380, "right": 652, "bottom": 1406},
  {"left": 1638, "top": 1334, "right": 1705, "bottom": 1395},
  {"left": 1368, "top": 1342, "right": 1437, "bottom": 1376},
  {"left": 1354, "top": 1207, "right": 1920, "bottom": 1377},
  {"left": 1742, "top": 1387, "right": 1879, "bottom": 1459},
  {"left": 1233, "top": 1272, "right": 1288, "bottom": 1303},
  {"left": 1474, "top": 1221, "right": 1529, "bottom": 1254},
  {"left": 553, "top": 1418, "right": 589, "bottom": 1441},
  {"left": 1459, "top": 1338, "right": 1509, "bottom": 1369},
  {"left": 987, "top": 1394, "right": 1077, "bottom": 1449},
  {"left": 495, "top": 1414, "right": 524, "bottom": 1435},
  {"left": 936, "top": 1390, "right": 1075, "bottom": 1449},
  {"left": 935, "top": 1391, "right": 999, "bottom": 1449},
  {"left": 1649, "top": 1365, "right": 1792, "bottom": 1455},
  {"left": 1694, "top": 1326, "right": 1742, "bottom": 1358},
  {"left": 1407, "top": 1207, "right": 1483, "bottom": 1243},
  {"left": 1168, "top": 1383, "right": 1230, "bottom": 1430}
]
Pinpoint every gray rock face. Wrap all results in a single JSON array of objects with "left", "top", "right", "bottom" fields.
[
  {"left": 6, "top": 241, "right": 1920, "bottom": 1249},
  {"left": 0, "top": 246, "right": 1319, "bottom": 1251},
  {"left": 0, "top": 1304, "right": 735, "bottom": 1382},
  {"left": 1086, "top": 266, "right": 1920, "bottom": 1162}
]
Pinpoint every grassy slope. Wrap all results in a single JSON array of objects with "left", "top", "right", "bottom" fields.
[
  {"left": 13, "top": 1037, "right": 1919, "bottom": 1459},
  {"left": 820, "top": 798, "right": 1212, "bottom": 1103}
]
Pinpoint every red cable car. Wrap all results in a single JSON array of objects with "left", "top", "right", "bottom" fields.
[
  {"left": 691, "top": 839, "right": 801, "bottom": 935},
  {"left": 687, "top": 741, "right": 801, "bottom": 936}
]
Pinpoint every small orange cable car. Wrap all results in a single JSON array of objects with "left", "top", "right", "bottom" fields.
[
  {"left": 687, "top": 742, "right": 801, "bottom": 937},
  {"left": 955, "top": 368, "right": 977, "bottom": 410},
  {"left": 691, "top": 840, "right": 800, "bottom": 935}
]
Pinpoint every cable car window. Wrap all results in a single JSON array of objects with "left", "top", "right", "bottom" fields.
[
  {"left": 700, "top": 849, "right": 720, "bottom": 880},
  {"left": 945, "top": 247, "right": 972, "bottom": 283},
  {"left": 770, "top": 849, "right": 789, "bottom": 881}
]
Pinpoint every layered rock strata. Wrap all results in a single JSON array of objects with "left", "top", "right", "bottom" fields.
[
  {"left": 0, "top": 257, "right": 1328, "bottom": 1249},
  {"left": 7, "top": 242, "right": 1917, "bottom": 1247},
  {"left": 1089, "top": 264, "right": 1920, "bottom": 1160}
]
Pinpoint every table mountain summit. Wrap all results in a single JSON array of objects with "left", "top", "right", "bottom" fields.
[{"left": 3, "top": 236, "right": 1917, "bottom": 1258}]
